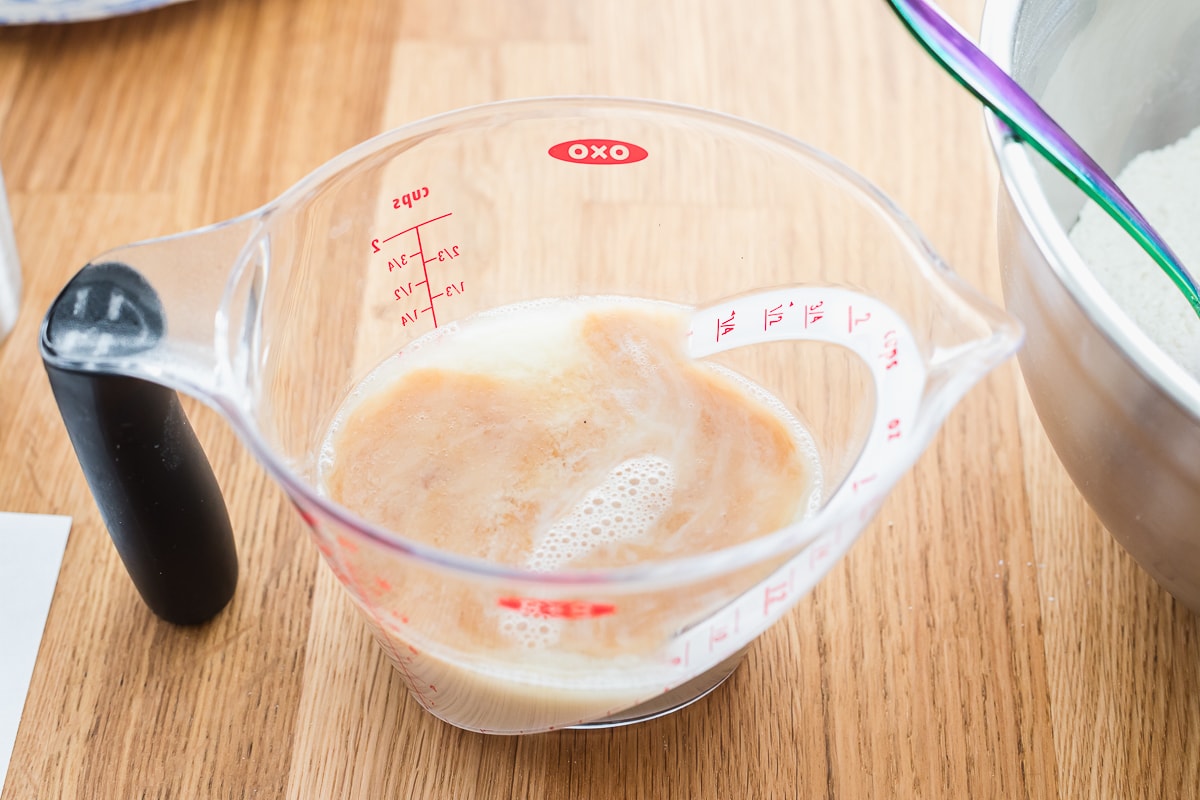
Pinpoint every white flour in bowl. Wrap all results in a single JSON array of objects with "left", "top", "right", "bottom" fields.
[{"left": 1068, "top": 124, "right": 1200, "bottom": 377}]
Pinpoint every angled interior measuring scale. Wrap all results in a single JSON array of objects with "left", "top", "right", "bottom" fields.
[{"left": 885, "top": 0, "right": 1200, "bottom": 318}]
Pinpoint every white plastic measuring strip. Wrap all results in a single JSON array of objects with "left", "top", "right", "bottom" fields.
[{"left": 663, "top": 287, "right": 927, "bottom": 678}]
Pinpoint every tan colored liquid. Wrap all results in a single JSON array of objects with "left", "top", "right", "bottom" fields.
[{"left": 319, "top": 297, "right": 818, "bottom": 732}]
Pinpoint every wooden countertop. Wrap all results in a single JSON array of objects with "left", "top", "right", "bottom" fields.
[{"left": 1, "top": 0, "right": 1197, "bottom": 796}]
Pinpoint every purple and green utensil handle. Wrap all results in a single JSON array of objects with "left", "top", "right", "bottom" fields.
[{"left": 886, "top": 0, "right": 1200, "bottom": 317}]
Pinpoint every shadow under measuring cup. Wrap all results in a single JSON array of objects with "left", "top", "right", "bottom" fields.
[{"left": 39, "top": 97, "right": 1022, "bottom": 734}]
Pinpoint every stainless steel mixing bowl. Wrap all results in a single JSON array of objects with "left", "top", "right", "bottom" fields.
[{"left": 981, "top": 0, "right": 1200, "bottom": 612}]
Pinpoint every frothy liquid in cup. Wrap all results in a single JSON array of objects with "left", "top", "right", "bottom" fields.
[{"left": 318, "top": 296, "right": 821, "bottom": 732}]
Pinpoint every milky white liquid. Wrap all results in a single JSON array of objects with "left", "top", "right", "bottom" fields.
[{"left": 317, "top": 296, "right": 820, "bottom": 732}]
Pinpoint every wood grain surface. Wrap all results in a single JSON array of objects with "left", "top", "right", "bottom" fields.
[{"left": 1, "top": 0, "right": 1197, "bottom": 797}]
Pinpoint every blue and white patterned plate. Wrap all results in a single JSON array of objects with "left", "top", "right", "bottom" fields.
[{"left": 0, "top": 0, "right": 191, "bottom": 24}]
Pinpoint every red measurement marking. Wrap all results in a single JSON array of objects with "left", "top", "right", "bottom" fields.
[
  {"left": 881, "top": 329, "right": 899, "bottom": 370},
  {"left": 335, "top": 535, "right": 358, "bottom": 553},
  {"left": 887, "top": 418, "right": 902, "bottom": 441},
  {"left": 804, "top": 301, "right": 824, "bottom": 328},
  {"left": 848, "top": 306, "right": 871, "bottom": 332},
  {"left": 852, "top": 473, "right": 878, "bottom": 492},
  {"left": 808, "top": 542, "right": 833, "bottom": 569},
  {"left": 381, "top": 212, "right": 453, "bottom": 245},
  {"left": 414, "top": 223, "right": 437, "bottom": 328},
  {"left": 497, "top": 597, "right": 617, "bottom": 619},
  {"left": 669, "top": 641, "right": 691, "bottom": 667},
  {"left": 708, "top": 623, "right": 729, "bottom": 652},
  {"left": 763, "top": 581, "right": 790, "bottom": 616},
  {"left": 363, "top": 612, "right": 436, "bottom": 708},
  {"left": 716, "top": 309, "right": 736, "bottom": 342},
  {"left": 379, "top": 213, "right": 463, "bottom": 327},
  {"left": 294, "top": 504, "right": 318, "bottom": 527},
  {"left": 763, "top": 301, "right": 792, "bottom": 330}
]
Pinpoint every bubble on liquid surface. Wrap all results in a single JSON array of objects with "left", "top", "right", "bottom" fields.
[
  {"left": 317, "top": 294, "right": 823, "bottom": 659},
  {"left": 498, "top": 614, "right": 563, "bottom": 650},
  {"left": 496, "top": 455, "right": 676, "bottom": 649},
  {"left": 527, "top": 455, "right": 675, "bottom": 572}
]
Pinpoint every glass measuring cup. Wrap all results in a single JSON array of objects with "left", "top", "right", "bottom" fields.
[{"left": 40, "top": 97, "right": 1021, "bottom": 734}]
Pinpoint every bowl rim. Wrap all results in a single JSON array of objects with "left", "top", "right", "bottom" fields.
[{"left": 980, "top": 0, "right": 1200, "bottom": 419}]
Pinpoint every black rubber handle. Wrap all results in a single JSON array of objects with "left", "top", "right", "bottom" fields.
[{"left": 41, "top": 263, "right": 237, "bottom": 625}]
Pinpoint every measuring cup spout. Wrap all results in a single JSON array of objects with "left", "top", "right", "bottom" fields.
[
  {"left": 921, "top": 264, "right": 1024, "bottom": 432},
  {"left": 39, "top": 213, "right": 263, "bottom": 625}
]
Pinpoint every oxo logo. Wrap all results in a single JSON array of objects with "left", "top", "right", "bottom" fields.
[{"left": 548, "top": 138, "right": 648, "bottom": 165}]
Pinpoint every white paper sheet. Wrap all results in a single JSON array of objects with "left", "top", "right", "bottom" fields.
[{"left": 0, "top": 512, "right": 71, "bottom": 790}]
